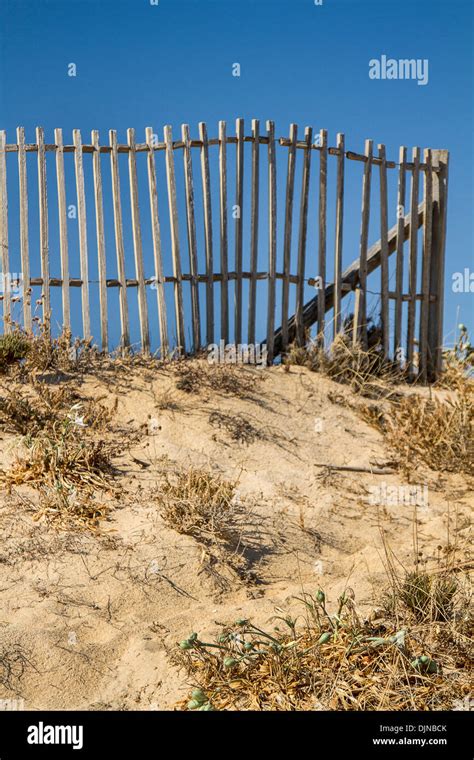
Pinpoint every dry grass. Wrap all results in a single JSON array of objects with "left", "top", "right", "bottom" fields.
[
  {"left": 382, "top": 390, "right": 473, "bottom": 476},
  {"left": 286, "top": 334, "right": 402, "bottom": 399},
  {"left": 157, "top": 467, "right": 240, "bottom": 544},
  {"left": 175, "top": 570, "right": 472, "bottom": 711},
  {"left": 0, "top": 413, "right": 119, "bottom": 529},
  {"left": 173, "top": 360, "right": 264, "bottom": 400},
  {"left": 208, "top": 411, "right": 263, "bottom": 445}
]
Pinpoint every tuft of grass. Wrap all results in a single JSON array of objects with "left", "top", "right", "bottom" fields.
[
  {"left": 285, "top": 334, "right": 402, "bottom": 398},
  {"left": 157, "top": 467, "right": 239, "bottom": 544},
  {"left": 208, "top": 411, "right": 263, "bottom": 445},
  {"left": 398, "top": 571, "right": 459, "bottom": 622},
  {"left": 173, "top": 360, "right": 263, "bottom": 401},
  {"left": 0, "top": 385, "right": 119, "bottom": 530},
  {"left": 381, "top": 389, "right": 473, "bottom": 475},
  {"left": 0, "top": 332, "right": 30, "bottom": 372}
]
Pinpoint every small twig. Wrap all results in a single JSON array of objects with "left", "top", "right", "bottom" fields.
[{"left": 314, "top": 463, "right": 397, "bottom": 475}]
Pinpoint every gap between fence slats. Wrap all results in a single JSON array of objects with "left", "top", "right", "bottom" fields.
[
  {"left": 164, "top": 125, "right": 185, "bottom": 354},
  {"left": 109, "top": 129, "right": 130, "bottom": 350},
  {"left": 333, "top": 132, "right": 345, "bottom": 339},
  {"left": 146, "top": 126, "right": 169, "bottom": 357},
  {"left": 393, "top": 146, "right": 407, "bottom": 357},
  {"left": 91, "top": 130, "right": 108, "bottom": 352},
  {"left": 128, "top": 128, "right": 150, "bottom": 354},
  {"left": 281, "top": 123, "right": 297, "bottom": 353},
  {"left": 317, "top": 128, "right": 328, "bottom": 344},
  {"left": 219, "top": 121, "right": 229, "bottom": 344},
  {"left": 54, "top": 128, "right": 71, "bottom": 332},
  {"left": 199, "top": 122, "right": 214, "bottom": 347},
  {"left": 406, "top": 146, "right": 421, "bottom": 375},
  {"left": 378, "top": 143, "right": 389, "bottom": 358},
  {"left": 248, "top": 118, "right": 260, "bottom": 345}
]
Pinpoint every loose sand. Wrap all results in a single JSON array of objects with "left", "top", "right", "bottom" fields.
[{"left": 0, "top": 362, "right": 471, "bottom": 709}]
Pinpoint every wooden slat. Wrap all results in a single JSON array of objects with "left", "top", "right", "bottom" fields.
[
  {"left": 357, "top": 138, "right": 373, "bottom": 348},
  {"left": 248, "top": 119, "right": 260, "bottom": 345},
  {"left": 317, "top": 128, "right": 328, "bottom": 344},
  {"left": 281, "top": 123, "right": 297, "bottom": 352},
  {"left": 0, "top": 131, "right": 11, "bottom": 331},
  {"left": 91, "top": 130, "right": 108, "bottom": 352},
  {"left": 234, "top": 117, "right": 244, "bottom": 345},
  {"left": 54, "top": 128, "right": 71, "bottom": 332},
  {"left": 218, "top": 121, "right": 229, "bottom": 343},
  {"left": 36, "top": 127, "right": 50, "bottom": 325},
  {"left": 394, "top": 146, "right": 407, "bottom": 359},
  {"left": 419, "top": 149, "right": 433, "bottom": 382},
  {"left": 378, "top": 143, "right": 389, "bottom": 358},
  {"left": 73, "top": 129, "right": 91, "bottom": 340},
  {"left": 406, "top": 146, "right": 420, "bottom": 375},
  {"left": 333, "top": 132, "right": 345, "bottom": 339},
  {"left": 295, "top": 127, "right": 313, "bottom": 347},
  {"left": 182, "top": 124, "right": 201, "bottom": 352},
  {"left": 17, "top": 127, "right": 32, "bottom": 332},
  {"left": 164, "top": 125, "right": 185, "bottom": 353},
  {"left": 266, "top": 120, "right": 277, "bottom": 363},
  {"left": 199, "top": 122, "right": 214, "bottom": 347},
  {"left": 145, "top": 126, "right": 168, "bottom": 357},
  {"left": 353, "top": 287, "right": 361, "bottom": 348},
  {"left": 128, "top": 128, "right": 150, "bottom": 354},
  {"left": 109, "top": 129, "right": 130, "bottom": 350},
  {"left": 428, "top": 150, "right": 449, "bottom": 379}
]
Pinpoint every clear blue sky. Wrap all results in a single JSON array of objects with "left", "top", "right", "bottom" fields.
[{"left": 0, "top": 0, "right": 472, "bottom": 352}]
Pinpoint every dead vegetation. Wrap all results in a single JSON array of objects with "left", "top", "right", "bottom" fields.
[
  {"left": 285, "top": 332, "right": 402, "bottom": 399},
  {"left": 157, "top": 466, "right": 242, "bottom": 546},
  {"left": 208, "top": 411, "right": 264, "bottom": 445},
  {"left": 175, "top": 539, "right": 472, "bottom": 711},
  {"left": 173, "top": 360, "right": 264, "bottom": 400}
]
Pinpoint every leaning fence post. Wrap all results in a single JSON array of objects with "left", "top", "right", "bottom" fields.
[{"left": 427, "top": 149, "right": 449, "bottom": 380}]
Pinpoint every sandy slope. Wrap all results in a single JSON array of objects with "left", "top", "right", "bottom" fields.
[{"left": 0, "top": 363, "right": 471, "bottom": 710}]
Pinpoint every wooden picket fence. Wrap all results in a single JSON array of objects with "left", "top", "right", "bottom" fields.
[{"left": 0, "top": 121, "right": 449, "bottom": 382}]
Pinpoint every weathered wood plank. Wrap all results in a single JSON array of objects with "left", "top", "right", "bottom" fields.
[
  {"left": 109, "top": 129, "right": 130, "bottom": 350},
  {"left": 17, "top": 127, "right": 32, "bottom": 332},
  {"left": 295, "top": 127, "right": 313, "bottom": 347},
  {"left": 419, "top": 149, "right": 433, "bottom": 382},
  {"left": 218, "top": 121, "right": 229, "bottom": 343},
  {"left": 357, "top": 138, "right": 373, "bottom": 348},
  {"left": 164, "top": 125, "right": 185, "bottom": 353},
  {"left": 406, "top": 146, "right": 420, "bottom": 375},
  {"left": 333, "top": 132, "right": 345, "bottom": 339},
  {"left": 182, "top": 124, "right": 201, "bottom": 352},
  {"left": 127, "top": 128, "right": 150, "bottom": 354},
  {"left": 394, "top": 146, "right": 407, "bottom": 359},
  {"left": 428, "top": 149, "right": 449, "bottom": 379},
  {"left": 145, "top": 126, "right": 168, "bottom": 357},
  {"left": 378, "top": 143, "right": 389, "bottom": 358},
  {"left": 353, "top": 287, "right": 361, "bottom": 348},
  {"left": 73, "top": 129, "right": 91, "bottom": 340},
  {"left": 199, "top": 122, "right": 214, "bottom": 346},
  {"left": 91, "top": 130, "right": 108, "bottom": 352},
  {"left": 234, "top": 117, "right": 244, "bottom": 345},
  {"left": 36, "top": 127, "right": 50, "bottom": 326},
  {"left": 248, "top": 119, "right": 260, "bottom": 345},
  {"left": 281, "top": 123, "right": 297, "bottom": 352},
  {"left": 266, "top": 120, "right": 277, "bottom": 363},
  {"left": 54, "top": 128, "right": 71, "bottom": 332},
  {"left": 0, "top": 131, "right": 11, "bottom": 331},
  {"left": 317, "top": 128, "right": 328, "bottom": 344}
]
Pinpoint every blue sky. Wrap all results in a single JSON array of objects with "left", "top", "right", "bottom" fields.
[{"left": 0, "top": 0, "right": 472, "bottom": 353}]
